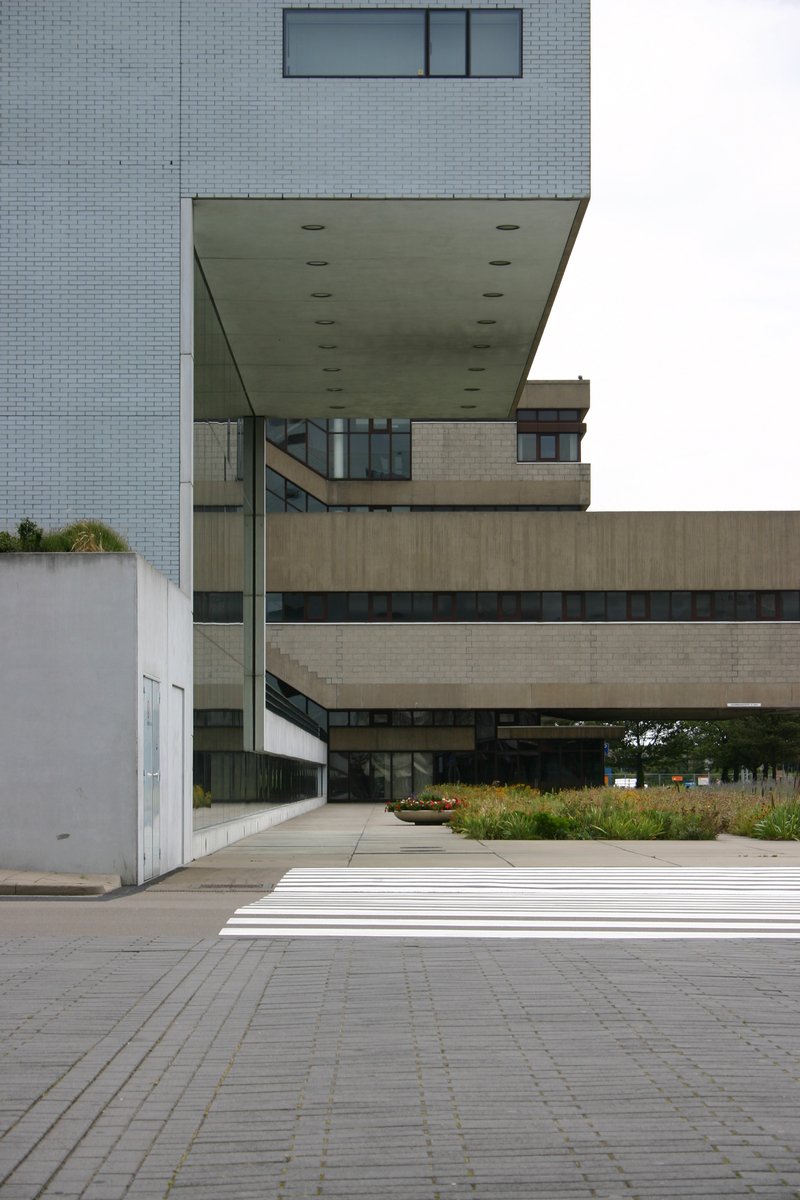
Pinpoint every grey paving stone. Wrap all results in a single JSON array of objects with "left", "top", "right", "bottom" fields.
[{"left": 1, "top": 936, "right": 800, "bottom": 1200}]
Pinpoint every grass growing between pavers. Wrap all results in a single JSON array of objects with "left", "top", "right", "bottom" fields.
[{"left": 408, "top": 783, "right": 800, "bottom": 841}]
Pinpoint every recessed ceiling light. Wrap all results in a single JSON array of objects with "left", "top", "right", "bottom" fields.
[
  {"left": 483, "top": 292, "right": 503, "bottom": 298},
  {"left": 306, "top": 260, "right": 328, "bottom": 266},
  {"left": 329, "top": 404, "right": 345, "bottom": 409},
  {"left": 323, "top": 367, "right": 341, "bottom": 373},
  {"left": 489, "top": 260, "right": 511, "bottom": 266},
  {"left": 326, "top": 387, "right": 343, "bottom": 393},
  {"left": 472, "top": 343, "right": 491, "bottom": 349},
  {"left": 318, "top": 343, "right": 337, "bottom": 349},
  {"left": 496, "top": 224, "right": 520, "bottom": 230},
  {"left": 311, "top": 292, "right": 331, "bottom": 298},
  {"left": 302, "top": 224, "right": 326, "bottom": 230},
  {"left": 467, "top": 367, "right": 485, "bottom": 372},
  {"left": 477, "top": 319, "right": 496, "bottom": 325},
  {"left": 461, "top": 404, "right": 477, "bottom": 409},
  {"left": 315, "top": 319, "right": 335, "bottom": 325},
  {"left": 464, "top": 387, "right": 481, "bottom": 392}
]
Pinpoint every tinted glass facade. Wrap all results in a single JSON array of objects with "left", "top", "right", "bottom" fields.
[
  {"left": 267, "top": 418, "right": 411, "bottom": 480},
  {"left": 267, "top": 590, "right": 800, "bottom": 623}
]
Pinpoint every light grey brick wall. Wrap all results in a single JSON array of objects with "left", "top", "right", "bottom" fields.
[
  {"left": 412, "top": 421, "right": 590, "bottom": 483},
  {"left": 181, "top": 0, "right": 589, "bottom": 199},
  {"left": 267, "top": 621, "right": 800, "bottom": 710},
  {"left": 1, "top": 0, "right": 588, "bottom": 580},
  {"left": 1, "top": 4, "right": 181, "bottom": 575}
]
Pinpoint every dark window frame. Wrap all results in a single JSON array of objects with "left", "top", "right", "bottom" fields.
[
  {"left": 193, "top": 591, "right": 244, "bottom": 623},
  {"left": 283, "top": 8, "right": 522, "bottom": 79},
  {"left": 264, "top": 590, "right": 800, "bottom": 624},
  {"left": 516, "top": 430, "right": 582, "bottom": 463},
  {"left": 266, "top": 418, "right": 412, "bottom": 482}
]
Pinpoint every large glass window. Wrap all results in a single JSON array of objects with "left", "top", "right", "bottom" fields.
[
  {"left": 285, "top": 10, "right": 425, "bottom": 77},
  {"left": 193, "top": 592, "right": 244, "bottom": 622},
  {"left": 284, "top": 9, "right": 521, "bottom": 78},
  {"left": 193, "top": 750, "right": 321, "bottom": 808},
  {"left": 469, "top": 10, "right": 521, "bottom": 76},
  {"left": 265, "top": 672, "right": 328, "bottom": 740},
  {"left": 265, "top": 590, "right": 800, "bottom": 624},
  {"left": 266, "top": 467, "right": 328, "bottom": 514},
  {"left": 392, "top": 752, "right": 413, "bottom": 800},
  {"left": 265, "top": 417, "right": 411, "bottom": 480},
  {"left": 516, "top": 408, "right": 584, "bottom": 462},
  {"left": 429, "top": 10, "right": 467, "bottom": 75}
]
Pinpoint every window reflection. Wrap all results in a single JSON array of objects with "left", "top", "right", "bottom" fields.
[
  {"left": 429, "top": 10, "right": 467, "bottom": 75},
  {"left": 284, "top": 9, "right": 520, "bottom": 78},
  {"left": 265, "top": 590, "right": 797, "bottom": 624},
  {"left": 266, "top": 418, "right": 412, "bottom": 480},
  {"left": 285, "top": 10, "right": 425, "bottom": 77}
]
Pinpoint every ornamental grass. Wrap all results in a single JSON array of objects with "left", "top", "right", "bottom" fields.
[{"left": 412, "top": 783, "right": 798, "bottom": 841}]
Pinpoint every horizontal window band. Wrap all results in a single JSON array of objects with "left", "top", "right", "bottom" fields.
[{"left": 265, "top": 590, "right": 800, "bottom": 624}]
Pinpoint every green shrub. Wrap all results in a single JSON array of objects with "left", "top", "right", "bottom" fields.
[
  {"left": 42, "top": 521, "right": 130, "bottom": 552},
  {"left": 580, "top": 803, "right": 667, "bottom": 840},
  {"left": 17, "top": 518, "right": 43, "bottom": 549},
  {"left": 0, "top": 518, "right": 129, "bottom": 553},
  {"left": 753, "top": 804, "right": 800, "bottom": 841},
  {"left": 452, "top": 809, "right": 508, "bottom": 839},
  {"left": 447, "top": 784, "right": 727, "bottom": 841},
  {"left": 729, "top": 805, "right": 767, "bottom": 837},
  {"left": 193, "top": 785, "right": 212, "bottom": 809}
]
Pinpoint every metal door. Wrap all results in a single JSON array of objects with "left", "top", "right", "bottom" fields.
[
  {"left": 142, "top": 676, "right": 161, "bottom": 881},
  {"left": 171, "top": 684, "right": 186, "bottom": 862}
]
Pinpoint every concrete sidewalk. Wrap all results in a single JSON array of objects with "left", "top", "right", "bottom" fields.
[
  {"left": 2, "top": 803, "right": 800, "bottom": 1199},
  {"left": 0, "top": 868, "right": 121, "bottom": 896},
  {"left": 3, "top": 803, "right": 798, "bottom": 938},
  {"left": 162, "top": 802, "right": 800, "bottom": 892},
  {"left": 3, "top": 802, "right": 800, "bottom": 907}
]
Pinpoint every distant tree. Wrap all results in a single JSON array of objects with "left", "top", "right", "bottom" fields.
[
  {"left": 722, "top": 714, "right": 800, "bottom": 781},
  {"left": 648, "top": 716, "right": 800, "bottom": 784},
  {"left": 608, "top": 721, "right": 688, "bottom": 788}
]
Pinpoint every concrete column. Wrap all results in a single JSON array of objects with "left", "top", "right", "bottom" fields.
[
  {"left": 179, "top": 198, "right": 194, "bottom": 596},
  {"left": 243, "top": 417, "right": 266, "bottom": 752},
  {"left": 331, "top": 417, "right": 346, "bottom": 479}
]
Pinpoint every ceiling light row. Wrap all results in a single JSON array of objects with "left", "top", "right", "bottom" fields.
[
  {"left": 297, "top": 224, "right": 517, "bottom": 408},
  {"left": 301, "top": 222, "right": 518, "bottom": 232}
]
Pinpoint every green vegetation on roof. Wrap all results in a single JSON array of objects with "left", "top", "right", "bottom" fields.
[{"left": 0, "top": 518, "right": 130, "bottom": 554}]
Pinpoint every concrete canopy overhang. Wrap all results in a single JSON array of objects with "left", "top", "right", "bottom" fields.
[{"left": 193, "top": 198, "right": 585, "bottom": 420}]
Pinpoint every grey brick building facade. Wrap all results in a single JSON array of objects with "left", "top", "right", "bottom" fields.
[
  {"left": 3, "top": 0, "right": 797, "bottom": 852},
  {"left": 1, "top": 0, "right": 589, "bottom": 579}
]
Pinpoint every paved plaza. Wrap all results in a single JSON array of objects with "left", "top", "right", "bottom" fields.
[{"left": 2, "top": 806, "right": 800, "bottom": 1198}]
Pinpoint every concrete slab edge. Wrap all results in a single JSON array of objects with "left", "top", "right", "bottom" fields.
[
  {"left": 191, "top": 793, "right": 326, "bottom": 860},
  {"left": 0, "top": 876, "right": 122, "bottom": 896}
]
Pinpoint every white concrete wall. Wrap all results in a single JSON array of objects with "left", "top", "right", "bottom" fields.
[
  {"left": 0, "top": 554, "right": 192, "bottom": 884},
  {"left": 264, "top": 710, "right": 327, "bottom": 767},
  {"left": 191, "top": 794, "right": 325, "bottom": 860},
  {"left": 135, "top": 557, "right": 193, "bottom": 880}
]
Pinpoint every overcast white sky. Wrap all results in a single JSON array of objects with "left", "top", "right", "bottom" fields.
[{"left": 532, "top": 0, "right": 800, "bottom": 511}]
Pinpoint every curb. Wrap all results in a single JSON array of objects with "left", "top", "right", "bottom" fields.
[{"left": 0, "top": 876, "right": 122, "bottom": 897}]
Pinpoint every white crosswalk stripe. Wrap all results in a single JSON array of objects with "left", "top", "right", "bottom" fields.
[{"left": 219, "top": 867, "right": 800, "bottom": 939}]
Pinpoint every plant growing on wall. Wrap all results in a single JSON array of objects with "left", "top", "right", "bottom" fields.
[{"left": 0, "top": 519, "right": 129, "bottom": 553}]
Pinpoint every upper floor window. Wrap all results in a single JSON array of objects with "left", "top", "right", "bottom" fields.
[
  {"left": 516, "top": 408, "right": 584, "bottom": 463},
  {"left": 283, "top": 9, "right": 522, "bottom": 78},
  {"left": 266, "top": 417, "right": 411, "bottom": 480}
]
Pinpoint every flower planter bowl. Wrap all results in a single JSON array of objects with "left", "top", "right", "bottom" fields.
[{"left": 393, "top": 810, "right": 454, "bottom": 824}]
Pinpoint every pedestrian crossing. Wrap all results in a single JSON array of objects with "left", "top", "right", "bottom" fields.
[{"left": 219, "top": 867, "right": 800, "bottom": 939}]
